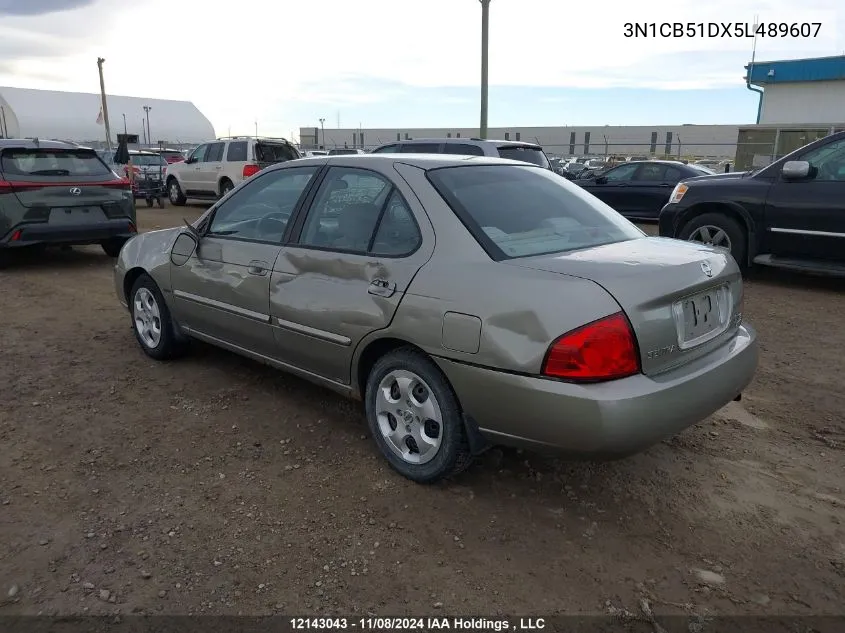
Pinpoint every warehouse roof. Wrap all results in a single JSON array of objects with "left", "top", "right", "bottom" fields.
[
  {"left": 745, "top": 55, "right": 845, "bottom": 85},
  {"left": 0, "top": 86, "right": 215, "bottom": 144}
]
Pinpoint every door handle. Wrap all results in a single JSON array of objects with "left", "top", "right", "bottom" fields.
[
  {"left": 368, "top": 278, "right": 396, "bottom": 297},
  {"left": 215, "top": 166, "right": 222, "bottom": 170},
  {"left": 247, "top": 260, "right": 269, "bottom": 276}
]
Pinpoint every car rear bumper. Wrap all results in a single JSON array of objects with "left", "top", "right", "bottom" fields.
[
  {"left": 435, "top": 324, "right": 758, "bottom": 457},
  {"left": 0, "top": 220, "right": 136, "bottom": 247}
]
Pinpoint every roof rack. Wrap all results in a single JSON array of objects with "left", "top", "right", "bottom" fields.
[{"left": 215, "top": 135, "right": 293, "bottom": 142}]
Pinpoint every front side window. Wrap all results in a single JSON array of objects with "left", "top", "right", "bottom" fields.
[
  {"left": 801, "top": 138, "right": 845, "bottom": 182},
  {"left": 208, "top": 166, "right": 318, "bottom": 242},
  {"left": 603, "top": 163, "right": 639, "bottom": 182},
  {"left": 190, "top": 144, "right": 208, "bottom": 163},
  {"left": 428, "top": 165, "right": 642, "bottom": 260},
  {"left": 300, "top": 167, "right": 417, "bottom": 255}
]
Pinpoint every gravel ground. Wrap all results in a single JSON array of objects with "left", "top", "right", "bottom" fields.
[{"left": 1, "top": 204, "right": 844, "bottom": 618}]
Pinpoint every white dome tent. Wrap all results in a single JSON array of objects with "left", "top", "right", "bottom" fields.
[{"left": 0, "top": 86, "right": 215, "bottom": 147}]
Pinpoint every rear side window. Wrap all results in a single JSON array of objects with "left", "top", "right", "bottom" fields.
[
  {"left": 496, "top": 146, "right": 550, "bottom": 168},
  {"left": 443, "top": 144, "right": 485, "bottom": 156},
  {"left": 226, "top": 141, "right": 248, "bottom": 162},
  {"left": 428, "top": 165, "right": 642, "bottom": 260},
  {"left": 256, "top": 142, "right": 299, "bottom": 162},
  {"left": 206, "top": 143, "right": 225, "bottom": 162},
  {"left": 1, "top": 149, "right": 112, "bottom": 177},
  {"left": 400, "top": 143, "right": 441, "bottom": 153}
]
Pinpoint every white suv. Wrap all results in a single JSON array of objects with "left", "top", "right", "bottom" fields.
[{"left": 165, "top": 136, "right": 300, "bottom": 205}]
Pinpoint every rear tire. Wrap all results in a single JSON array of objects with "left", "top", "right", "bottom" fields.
[
  {"left": 365, "top": 347, "right": 472, "bottom": 484},
  {"left": 101, "top": 239, "right": 125, "bottom": 257},
  {"left": 679, "top": 212, "right": 747, "bottom": 268},
  {"left": 219, "top": 178, "right": 234, "bottom": 197},
  {"left": 167, "top": 178, "right": 187, "bottom": 206},
  {"left": 129, "top": 273, "right": 186, "bottom": 360}
]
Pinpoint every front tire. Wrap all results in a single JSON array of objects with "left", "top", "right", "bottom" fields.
[
  {"left": 129, "top": 274, "right": 186, "bottom": 360},
  {"left": 679, "top": 212, "right": 747, "bottom": 268},
  {"left": 167, "top": 178, "right": 187, "bottom": 206},
  {"left": 365, "top": 348, "right": 472, "bottom": 484}
]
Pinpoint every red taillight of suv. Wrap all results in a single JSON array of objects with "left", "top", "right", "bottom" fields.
[
  {"left": 542, "top": 312, "right": 640, "bottom": 382},
  {"left": 242, "top": 164, "right": 261, "bottom": 178}
]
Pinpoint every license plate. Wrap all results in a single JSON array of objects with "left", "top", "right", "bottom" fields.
[{"left": 672, "top": 285, "right": 731, "bottom": 349}]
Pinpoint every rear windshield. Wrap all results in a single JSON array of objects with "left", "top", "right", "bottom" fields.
[
  {"left": 160, "top": 151, "right": 183, "bottom": 159},
  {"left": 427, "top": 165, "right": 642, "bottom": 260},
  {"left": 496, "top": 145, "right": 550, "bottom": 168},
  {"left": 130, "top": 154, "right": 167, "bottom": 166},
  {"left": 1, "top": 149, "right": 112, "bottom": 177},
  {"left": 328, "top": 149, "right": 359, "bottom": 155},
  {"left": 256, "top": 142, "right": 299, "bottom": 162}
]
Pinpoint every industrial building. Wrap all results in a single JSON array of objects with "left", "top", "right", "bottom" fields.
[
  {"left": 0, "top": 86, "right": 215, "bottom": 146},
  {"left": 299, "top": 124, "right": 742, "bottom": 159}
]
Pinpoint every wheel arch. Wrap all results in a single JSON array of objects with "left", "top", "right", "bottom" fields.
[
  {"left": 122, "top": 266, "right": 149, "bottom": 305},
  {"left": 677, "top": 201, "right": 756, "bottom": 265}
]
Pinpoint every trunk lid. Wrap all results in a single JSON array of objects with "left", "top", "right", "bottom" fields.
[{"left": 504, "top": 237, "right": 744, "bottom": 376}]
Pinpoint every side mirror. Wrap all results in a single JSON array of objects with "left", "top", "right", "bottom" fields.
[
  {"left": 170, "top": 230, "right": 198, "bottom": 266},
  {"left": 595, "top": 175, "right": 608, "bottom": 184},
  {"left": 782, "top": 160, "right": 811, "bottom": 180},
  {"left": 185, "top": 156, "right": 196, "bottom": 164}
]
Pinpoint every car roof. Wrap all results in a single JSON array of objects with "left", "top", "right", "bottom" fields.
[
  {"left": 281, "top": 153, "right": 536, "bottom": 171},
  {"left": 0, "top": 138, "right": 84, "bottom": 150}
]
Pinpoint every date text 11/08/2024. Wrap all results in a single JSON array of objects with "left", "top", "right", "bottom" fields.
[
  {"left": 623, "top": 21, "right": 822, "bottom": 38},
  {"left": 290, "top": 617, "right": 546, "bottom": 631}
]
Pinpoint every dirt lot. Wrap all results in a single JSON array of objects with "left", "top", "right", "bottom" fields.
[{"left": 1, "top": 203, "right": 844, "bottom": 619}]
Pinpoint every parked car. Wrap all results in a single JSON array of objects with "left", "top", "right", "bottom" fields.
[
  {"left": 577, "top": 160, "right": 715, "bottom": 220},
  {"left": 0, "top": 138, "right": 135, "bottom": 259},
  {"left": 371, "top": 138, "right": 552, "bottom": 169},
  {"left": 659, "top": 130, "right": 845, "bottom": 276},
  {"left": 165, "top": 136, "right": 300, "bottom": 205},
  {"left": 114, "top": 154, "right": 757, "bottom": 483},
  {"left": 301, "top": 150, "right": 329, "bottom": 158}
]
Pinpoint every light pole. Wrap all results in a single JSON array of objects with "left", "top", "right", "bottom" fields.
[
  {"left": 318, "top": 118, "right": 326, "bottom": 149},
  {"left": 96, "top": 57, "right": 113, "bottom": 151},
  {"left": 122, "top": 113, "right": 127, "bottom": 135},
  {"left": 479, "top": 0, "right": 491, "bottom": 139},
  {"left": 143, "top": 105, "right": 152, "bottom": 147}
]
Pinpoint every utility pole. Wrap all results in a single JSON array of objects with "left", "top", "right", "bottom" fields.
[
  {"left": 97, "top": 57, "right": 113, "bottom": 151},
  {"left": 319, "top": 118, "right": 326, "bottom": 149},
  {"left": 479, "top": 0, "right": 491, "bottom": 139},
  {"left": 143, "top": 105, "right": 152, "bottom": 147},
  {"left": 122, "top": 113, "right": 127, "bottom": 135}
]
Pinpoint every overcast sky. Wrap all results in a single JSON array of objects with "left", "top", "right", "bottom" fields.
[{"left": 0, "top": 0, "right": 842, "bottom": 140}]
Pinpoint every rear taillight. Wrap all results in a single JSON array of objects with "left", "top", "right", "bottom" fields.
[
  {"left": 10, "top": 229, "right": 22, "bottom": 241},
  {"left": 542, "top": 312, "right": 640, "bottom": 382},
  {"left": 0, "top": 179, "right": 12, "bottom": 191},
  {"left": 102, "top": 178, "right": 132, "bottom": 190},
  {"left": 243, "top": 164, "right": 260, "bottom": 178}
]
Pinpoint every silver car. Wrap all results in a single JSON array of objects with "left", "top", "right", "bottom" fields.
[{"left": 114, "top": 155, "right": 758, "bottom": 483}]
